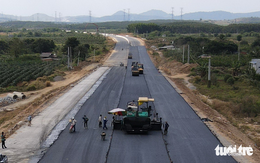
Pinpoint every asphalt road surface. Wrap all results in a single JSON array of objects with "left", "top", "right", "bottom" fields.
[{"left": 39, "top": 35, "right": 236, "bottom": 163}]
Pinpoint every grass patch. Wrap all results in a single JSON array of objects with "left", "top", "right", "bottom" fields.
[
  {"left": 195, "top": 79, "right": 259, "bottom": 103},
  {"left": 0, "top": 117, "right": 7, "bottom": 126},
  {"left": 240, "top": 125, "right": 251, "bottom": 133}
]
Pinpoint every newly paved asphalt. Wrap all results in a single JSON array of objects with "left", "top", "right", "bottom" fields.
[{"left": 39, "top": 35, "right": 236, "bottom": 163}]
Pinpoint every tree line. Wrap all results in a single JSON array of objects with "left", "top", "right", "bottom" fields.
[
  {"left": 0, "top": 38, "right": 56, "bottom": 58},
  {"left": 127, "top": 22, "right": 260, "bottom": 34}
]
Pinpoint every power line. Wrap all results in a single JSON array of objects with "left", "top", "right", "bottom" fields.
[
  {"left": 171, "top": 7, "right": 174, "bottom": 21},
  {"left": 55, "top": 11, "right": 57, "bottom": 23},
  {"left": 89, "top": 11, "right": 91, "bottom": 23},
  {"left": 59, "top": 12, "right": 62, "bottom": 22},
  {"left": 123, "top": 9, "right": 125, "bottom": 21},
  {"left": 181, "top": 8, "right": 183, "bottom": 20}
]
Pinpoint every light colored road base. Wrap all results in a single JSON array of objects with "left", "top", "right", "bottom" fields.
[{"left": 2, "top": 67, "right": 109, "bottom": 163}]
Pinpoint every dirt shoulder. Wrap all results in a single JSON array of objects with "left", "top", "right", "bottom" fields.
[{"left": 0, "top": 63, "right": 105, "bottom": 138}]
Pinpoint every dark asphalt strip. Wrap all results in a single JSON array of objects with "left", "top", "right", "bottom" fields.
[
  {"left": 138, "top": 46, "right": 236, "bottom": 162},
  {"left": 140, "top": 47, "right": 173, "bottom": 163},
  {"left": 105, "top": 66, "right": 127, "bottom": 163}
]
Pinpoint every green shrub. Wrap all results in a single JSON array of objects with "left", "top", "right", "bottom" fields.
[
  {"left": 26, "top": 85, "right": 36, "bottom": 91},
  {"left": 224, "top": 74, "right": 232, "bottom": 82},
  {"left": 212, "top": 69, "right": 220, "bottom": 73},
  {"left": 232, "top": 86, "right": 239, "bottom": 90},
  {"left": 227, "top": 77, "right": 235, "bottom": 85},
  {"left": 45, "top": 81, "right": 51, "bottom": 87},
  {"left": 188, "top": 72, "right": 197, "bottom": 76},
  {"left": 152, "top": 52, "right": 159, "bottom": 56},
  {"left": 211, "top": 74, "right": 218, "bottom": 86},
  {"left": 234, "top": 76, "right": 239, "bottom": 81},
  {"left": 194, "top": 76, "right": 201, "bottom": 84}
]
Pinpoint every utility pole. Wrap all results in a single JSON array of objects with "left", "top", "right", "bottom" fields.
[
  {"left": 128, "top": 8, "right": 130, "bottom": 21},
  {"left": 67, "top": 47, "right": 70, "bottom": 69},
  {"left": 181, "top": 8, "right": 183, "bottom": 20},
  {"left": 123, "top": 9, "right": 125, "bottom": 21},
  {"left": 89, "top": 11, "right": 92, "bottom": 23},
  {"left": 55, "top": 11, "right": 57, "bottom": 23},
  {"left": 187, "top": 44, "right": 190, "bottom": 64},
  {"left": 238, "top": 43, "right": 240, "bottom": 61},
  {"left": 59, "top": 12, "right": 62, "bottom": 22},
  {"left": 201, "top": 55, "right": 211, "bottom": 88},
  {"left": 94, "top": 49, "right": 95, "bottom": 62},
  {"left": 208, "top": 57, "right": 211, "bottom": 88},
  {"left": 183, "top": 45, "right": 185, "bottom": 63},
  {"left": 77, "top": 51, "right": 80, "bottom": 66},
  {"left": 172, "top": 7, "right": 174, "bottom": 21}
]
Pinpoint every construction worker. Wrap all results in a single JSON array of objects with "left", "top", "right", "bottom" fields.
[
  {"left": 28, "top": 115, "right": 32, "bottom": 126},
  {"left": 98, "top": 115, "right": 102, "bottom": 127},
  {"left": 82, "top": 115, "right": 89, "bottom": 129},
  {"left": 103, "top": 117, "right": 108, "bottom": 130},
  {"left": 111, "top": 115, "right": 115, "bottom": 127},
  {"left": 163, "top": 121, "right": 169, "bottom": 135},
  {"left": 71, "top": 117, "right": 77, "bottom": 132},
  {"left": 1, "top": 132, "right": 7, "bottom": 149}
]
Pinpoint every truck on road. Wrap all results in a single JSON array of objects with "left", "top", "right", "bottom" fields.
[
  {"left": 137, "top": 63, "right": 144, "bottom": 74},
  {"left": 131, "top": 62, "right": 139, "bottom": 76},
  {"left": 128, "top": 53, "right": 133, "bottom": 59}
]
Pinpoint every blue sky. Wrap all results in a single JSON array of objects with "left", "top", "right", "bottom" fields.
[{"left": 1, "top": 0, "right": 259, "bottom": 17}]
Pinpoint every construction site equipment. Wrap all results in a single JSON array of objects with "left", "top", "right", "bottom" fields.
[
  {"left": 137, "top": 63, "right": 144, "bottom": 74},
  {"left": 128, "top": 53, "right": 133, "bottom": 59},
  {"left": 131, "top": 62, "right": 139, "bottom": 76},
  {"left": 114, "top": 97, "right": 162, "bottom": 133},
  {"left": 7, "top": 93, "right": 18, "bottom": 99},
  {"left": 7, "top": 92, "right": 26, "bottom": 99},
  {"left": 13, "top": 92, "right": 26, "bottom": 99}
]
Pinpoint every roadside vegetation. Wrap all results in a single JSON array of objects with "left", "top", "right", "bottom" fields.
[
  {"left": 129, "top": 21, "right": 260, "bottom": 147},
  {"left": 0, "top": 22, "right": 115, "bottom": 93}
]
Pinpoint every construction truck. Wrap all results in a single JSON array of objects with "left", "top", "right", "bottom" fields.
[
  {"left": 131, "top": 62, "right": 139, "bottom": 76},
  {"left": 128, "top": 53, "right": 133, "bottom": 59},
  {"left": 137, "top": 63, "right": 144, "bottom": 74},
  {"left": 113, "top": 97, "right": 162, "bottom": 133}
]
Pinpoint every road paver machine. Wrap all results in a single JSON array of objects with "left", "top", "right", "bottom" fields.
[{"left": 113, "top": 97, "right": 162, "bottom": 133}]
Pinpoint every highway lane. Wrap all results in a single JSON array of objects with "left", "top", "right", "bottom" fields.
[
  {"left": 137, "top": 46, "right": 236, "bottom": 162},
  {"left": 103, "top": 35, "right": 129, "bottom": 66},
  {"left": 107, "top": 46, "right": 170, "bottom": 163},
  {"left": 125, "top": 35, "right": 142, "bottom": 46},
  {"left": 39, "top": 34, "right": 131, "bottom": 162},
  {"left": 39, "top": 66, "right": 126, "bottom": 163},
  {"left": 39, "top": 36, "right": 170, "bottom": 163}
]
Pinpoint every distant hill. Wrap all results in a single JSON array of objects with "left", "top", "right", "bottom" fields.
[
  {"left": 180, "top": 11, "right": 260, "bottom": 21},
  {"left": 1, "top": 10, "right": 260, "bottom": 23}
]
